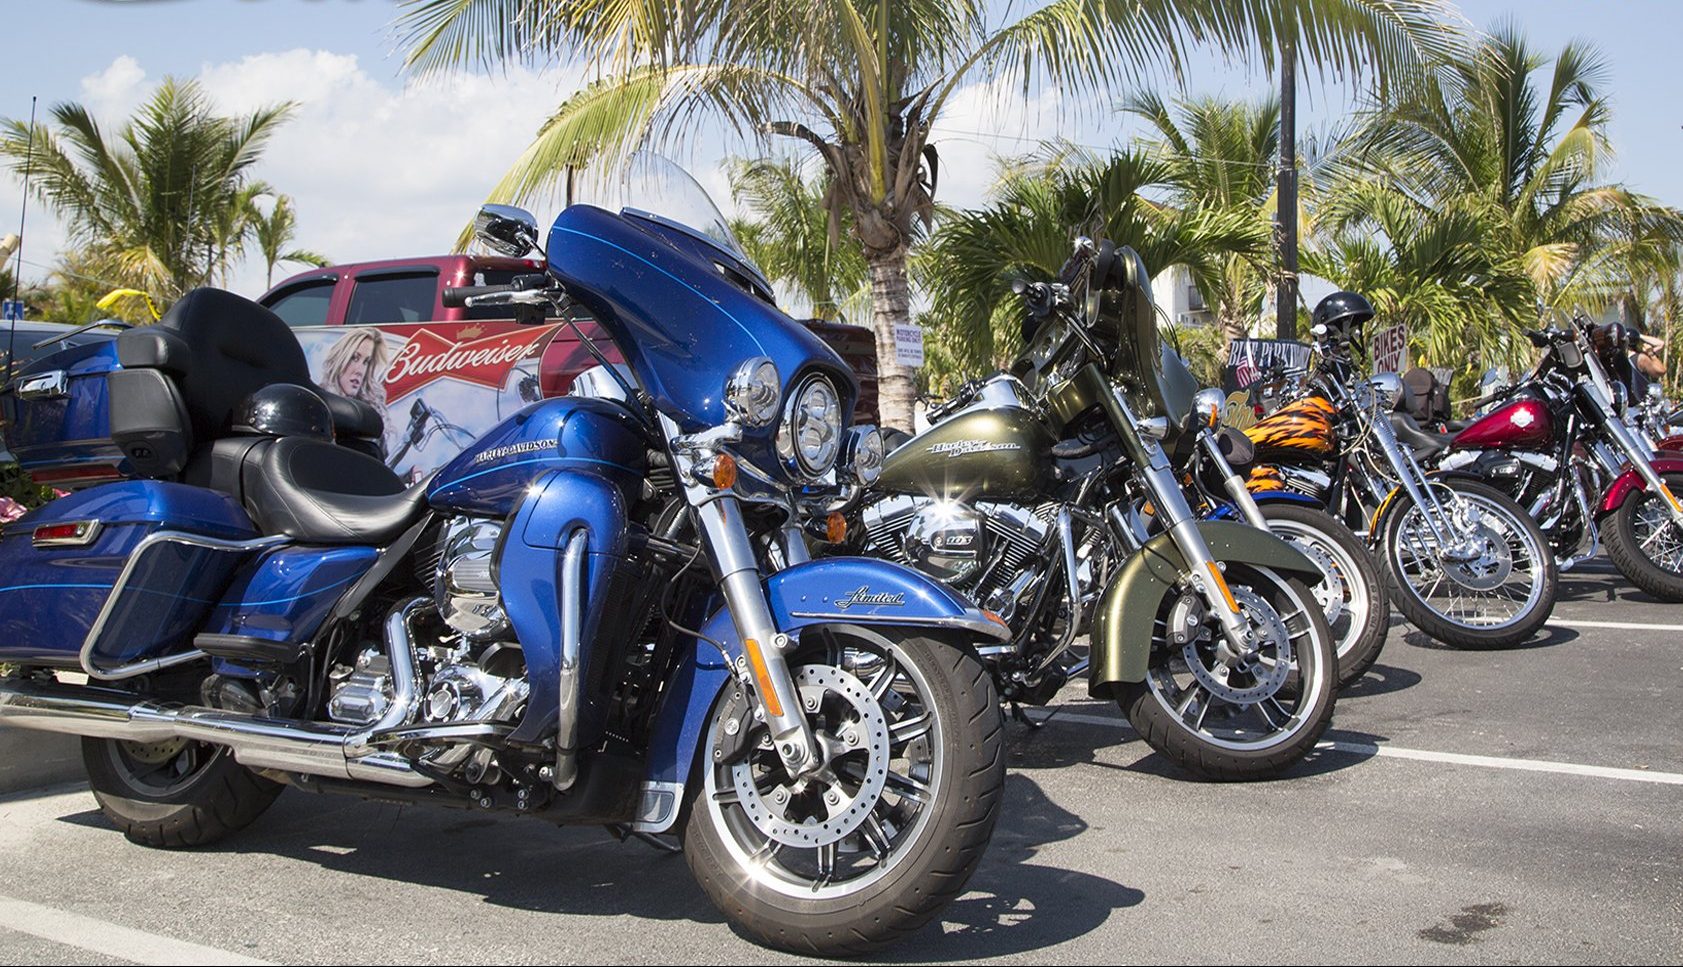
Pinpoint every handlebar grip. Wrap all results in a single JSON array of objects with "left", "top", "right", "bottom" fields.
[{"left": 441, "top": 284, "right": 513, "bottom": 307}]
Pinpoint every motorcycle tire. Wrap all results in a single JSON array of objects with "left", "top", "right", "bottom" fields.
[
  {"left": 1380, "top": 478, "right": 1557, "bottom": 649},
  {"left": 683, "top": 629, "right": 1004, "bottom": 956},
  {"left": 1118, "top": 564, "right": 1337, "bottom": 781},
  {"left": 83, "top": 737, "right": 283, "bottom": 849},
  {"left": 1603, "top": 470, "right": 1683, "bottom": 602},
  {"left": 1260, "top": 502, "right": 1390, "bottom": 689}
]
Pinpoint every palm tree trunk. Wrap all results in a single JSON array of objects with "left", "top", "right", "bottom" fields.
[{"left": 866, "top": 246, "right": 917, "bottom": 433}]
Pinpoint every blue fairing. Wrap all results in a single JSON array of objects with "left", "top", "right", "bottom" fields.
[
  {"left": 641, "top": 557, "right": 1005, "bottom": 802},
  {"left": 429, "top": 396, "right": 648, "bottom": 517},
  {"left": 546, "top": 206, "right": 855, "bottom": 463},
  {"left": 497, "top": 468, "right": 628, "bottom": 745},
  {"left": 0, "top": 481, "right": 256, "bottom": 666}
]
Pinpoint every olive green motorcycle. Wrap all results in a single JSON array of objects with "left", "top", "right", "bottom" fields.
[{"left": 840, "top": 239, "right": 1337, "bottom": 781}]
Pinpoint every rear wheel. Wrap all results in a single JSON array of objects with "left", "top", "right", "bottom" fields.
[
  {"left": 1260, "top": 502, "right": 1389, "bottom": 688},
  {"left": 683, "top": 628, "right": 1004, "bottom": 956},
  {"left": 1118, "top": 563, "right": 1336, "bottom": 781},
  {"left": 82, "top": 737, "right": 282, "bottom": 848},
  {"left": 1380, "top": 479, "right": 1556, "bottom": 648},
  {"left": 1604, "top": 471, "right": 1683, "bottom": 602}
]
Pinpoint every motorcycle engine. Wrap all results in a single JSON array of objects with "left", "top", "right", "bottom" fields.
[
  {"left": 326, "top": 515, "right": 528, "bottom": 783},
  {"left": 862, "top": 494, "right": 1053, "bottom": 619}
]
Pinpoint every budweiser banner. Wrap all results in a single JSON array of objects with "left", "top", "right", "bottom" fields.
[{"left": 297, "top": 321, "right": 566, "bottom": 483}]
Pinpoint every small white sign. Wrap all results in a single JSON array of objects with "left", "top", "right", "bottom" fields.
[
  {"left": 1372, "top": 321, "right": 1408, "bottom": 373},
  {"left": 893, "top": 323, "right": 925, "bottom": 368}
]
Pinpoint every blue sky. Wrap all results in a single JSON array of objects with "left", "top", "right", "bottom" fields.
[{"left": 5, "top": 0, "right": 1681, "bottom": 302}]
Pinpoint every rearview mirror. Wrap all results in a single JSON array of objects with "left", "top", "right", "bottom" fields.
[{"left": 474, "top": 204, "right": 541, "bottom": 258}]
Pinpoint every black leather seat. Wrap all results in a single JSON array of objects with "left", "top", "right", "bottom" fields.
[
  {"left": 1390, "top": 412, "right": 1456, "bottom": 460},
  {"left": 240, "top": 436, "right": 430, "bottom": 544}
]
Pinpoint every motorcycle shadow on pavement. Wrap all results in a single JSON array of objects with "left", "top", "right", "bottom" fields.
[
  {"left": 57, "top": 771, "right": 1139, "bottom": 957},
  {"left": 877, "top": 771, "right": 1144, "bottom": 962},
  {"left": 1397, "top": 625, "right": 1579, "bottom": 652},
  {"left": 1336, "top": 663, "right": 1424, "bottom": 700}
]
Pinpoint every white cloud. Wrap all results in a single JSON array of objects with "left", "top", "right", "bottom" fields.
[
  {"left": 927, "top": 75, "right": 1067, "bottom": 210},
  {"left": 13, "top": 50, "right": 590, "bottom": 301}
]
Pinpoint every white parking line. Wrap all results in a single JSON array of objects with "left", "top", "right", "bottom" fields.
[
  {"left": 1548, "top": 618, "right": 1683, "bottom": 632},
  {"left": 1036, "top": 711, "right": 1683, "bottom": 785},
  {"left": 0, "top": 895, "right": 273, "bottom": 966}
]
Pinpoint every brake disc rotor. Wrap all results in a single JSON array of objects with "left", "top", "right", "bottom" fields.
[
  {"left": 1180, "top": 586, "right": 1293, "bottom": 704},
  {"left": 1286, "top": 535, "right": 1346, "bottom": 624},
  {"left": 729, "top": 664, "right": 891, "bottom": 849},
  {"left": 1440, "top": 508, "right": 1514, "bottom": 592},
  {"left": 120, "top": 737, "right": 188, "bottom": 765}
]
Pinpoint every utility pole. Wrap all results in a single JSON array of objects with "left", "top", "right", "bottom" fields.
[{"left": 1276, "top": 35, "right": 1299, "bottom": 341}]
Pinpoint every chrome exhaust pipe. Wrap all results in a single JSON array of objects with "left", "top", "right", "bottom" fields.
[{"left": 0, "top": 599, "right": 437, "bottom": 789}]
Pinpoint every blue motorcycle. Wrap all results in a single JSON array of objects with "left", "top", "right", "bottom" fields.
[{"left": 0, "top": 156, "right": 1007, "bottom": 954}]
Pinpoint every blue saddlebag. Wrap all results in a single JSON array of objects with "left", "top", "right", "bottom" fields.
[{"left": 0, "top": 481, "right": 258, "bottom": 669}]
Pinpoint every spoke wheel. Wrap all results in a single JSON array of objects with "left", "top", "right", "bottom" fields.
[
  {"left": 1381, "top": 479, "right": 1556, "bottom": 648},
  {"left": 684, "top": 628, "right": 1003, "bottom": 955},
  {"left": 1605, "top": 471, "right": 1683, "bottom": 602},
  {"left": 1260, "top": 503, "right": 1390, "bottom": 688}
]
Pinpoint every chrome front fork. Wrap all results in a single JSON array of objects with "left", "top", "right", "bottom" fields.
[
  {"left": 1371, "top": 415, "right": 1462, "bottom": 549},
  {"left": 1589, "top": 389, "right": 1683, "bottom": 525},
  {"left": 693, "top": 496, "right": 820, "bottom": 776},
  {"left": 1195, "top": 428, "right": 1270, "bottom": 530}
]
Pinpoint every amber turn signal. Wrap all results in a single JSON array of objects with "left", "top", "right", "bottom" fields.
[{"left": 826, "top": 512, "right": 847, "bottom": 543}]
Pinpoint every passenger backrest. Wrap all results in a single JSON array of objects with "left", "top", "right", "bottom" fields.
[{"left": 110, "top": 288, "right": 312, "bottom": 477}]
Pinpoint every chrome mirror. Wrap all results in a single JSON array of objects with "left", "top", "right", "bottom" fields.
[
  {"left": 474, "top": 204, "right": 541, "bottom": 258},
  {"left": 1187, "top": 387, "right": 1227, "bottom": 432},
  {"left": 1367, "top": 371, "right": 1404, "bottom": 407}
]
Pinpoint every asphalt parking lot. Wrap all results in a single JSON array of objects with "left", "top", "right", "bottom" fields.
[{"left": 0, "top": 562, "right": 1678, "bottom": 965}]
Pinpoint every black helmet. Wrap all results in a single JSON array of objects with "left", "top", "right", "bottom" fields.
[
  {"left": 1311, "top": 291, "right": 1374, "bottom": 344},
  {"left": 234, "top": 384, "right": 333, "bottom": 440}
]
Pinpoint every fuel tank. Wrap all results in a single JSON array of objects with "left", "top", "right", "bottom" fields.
[
  {"left": 1244, "top": 395, "right": 1338, "bottom": 465},
  {"left": 875, "top": 405, "right": 1054, "bottom": 500},
  {"left": 428, "top": 396, "right": 650, "bottom": 517},
  {"left": 1448, "top": 396, "right": 1553, "bottom": 452}
]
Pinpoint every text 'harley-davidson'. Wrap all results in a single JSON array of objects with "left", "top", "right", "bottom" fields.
[{"left": 0, "top": 155, "right": 1006, "bottom": 955}]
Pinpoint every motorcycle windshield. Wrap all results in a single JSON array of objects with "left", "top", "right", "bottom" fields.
[
  {"left": 545, "top": 153, "right": 851, "bottom": 437},
  {"left": 1103, "top": 247, "right": 1196, "bottom": 428}
]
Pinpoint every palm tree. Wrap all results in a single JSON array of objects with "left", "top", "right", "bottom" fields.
[
  {"left": 396, "top": 0, "right": 1463, "bottom": 430},
  {"left": 726, "top": 158, "right": 867, "bottom": 321},
  {"left": 916, "top": 145, "right": 1263, "bottom": 381},
  {"left": 1127, "top": 92, "right": 1282, "bottom": 355},
  {"left": 249, "top": 193, "right": 330, "bottom": 288},
  {"left": 1303, "top": 179, "right": 1532, "bottom": 380},
  {"left": 1346, "top": 23, "right": 1683, "bottom": 315},
  {"left": 0, "top": 78, "right": 295, "bottom": 306}
]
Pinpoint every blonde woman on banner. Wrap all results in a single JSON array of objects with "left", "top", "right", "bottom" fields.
[{"left": 317, "top": 326, "right": 392, "bottom": 456}]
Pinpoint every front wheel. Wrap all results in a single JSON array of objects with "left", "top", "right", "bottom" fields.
[
  {"left": 1380, "top": 479, "right": 1557, "bottom": 648},
  {"left": 1119, "top": 563, "right": 1337, "bottom": 781},
  {"left": 1259, "top": 502, "right": 1390, "bottom": 689},
  {"left": 1603, "top": 471, "right": 1683, "bottom": 602},
  {"left": 683, "top": 628, "right": 1005, "bottom": 956}
]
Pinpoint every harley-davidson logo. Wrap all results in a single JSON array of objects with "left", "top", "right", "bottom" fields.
[
  {"left": 384, "top": 324, "right": 562, "bottom": 399},
  {"left": 471, "top": 440, "right": 553, "bottom": 465},
  {"left": 835, "top": 586, "right": 907, "bottom": 610},
  {"left": 926, "top": 440, "right": 1023, "bottom": 458},
  {"left": 1510, "top": 409, "right": 1536, "bottom": 428}
]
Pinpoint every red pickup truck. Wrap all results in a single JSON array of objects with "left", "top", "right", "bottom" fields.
[{"left": 259, "top": 255, "right": 879, "bottom": 415}]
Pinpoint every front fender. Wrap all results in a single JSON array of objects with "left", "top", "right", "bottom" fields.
[
  {"left": 636, "top": 556, "right": 1006, "bottom": 832},
  {"left": 1088, "top": 520, "right": 1319, "bottom": 700},
  {"left": 1599, "top": 457, "right": 1683, "bottom": 516}
]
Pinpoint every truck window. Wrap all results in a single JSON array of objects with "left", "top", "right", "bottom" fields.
[
  {"left": 347, "top": 271, "right": 439, "bottom": 324},
  {"left": 264, "top": 279, "right": 336, "bottom": 328}
]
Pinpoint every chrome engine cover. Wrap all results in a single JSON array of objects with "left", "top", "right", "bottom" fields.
[
  {"left": 862, "top": 494, "right": 1053, "bottom": 610},
  {"left": 435, "top": 517, "right": 510, "bottom": 641}
]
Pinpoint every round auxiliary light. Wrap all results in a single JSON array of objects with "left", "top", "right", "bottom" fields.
[
  {"left": 777, "top": 374, "right": 843, "bottom": 477},
  {"left": 843, "top": 424, "right": 886, "bottom": 486},
  {"left": 724, "top": 356, "right": 781, "bottom": 427}
]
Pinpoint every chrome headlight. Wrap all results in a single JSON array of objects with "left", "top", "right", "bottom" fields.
[
  {"left": 1189, "top": 388, "right": 1227, "bottom": 432},
  {"left": 724, "top": 356, "right": 781, "bottom": 427},
  {"left": 777, "top": 374, "right": 843, "bottom": 477},
  {"left": 842, "top": 424, "right": 885, "bottom": 485}
]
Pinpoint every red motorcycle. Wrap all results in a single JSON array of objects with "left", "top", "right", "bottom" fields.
[{"left": 1409, "top": 318, "right": 1683, "bottom": 600}]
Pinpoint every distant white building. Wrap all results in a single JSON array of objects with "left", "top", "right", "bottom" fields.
[{"left": 1151, "top": 264, "right": 1214, "bottom": 328}]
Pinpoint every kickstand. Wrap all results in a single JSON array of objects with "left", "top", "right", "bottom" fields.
[
  {"left": 1009, "top": 702, "right": 1046, "bottom": 729},
  {"left": 631, "top": 830, "right": 683, "bottom": 854}
]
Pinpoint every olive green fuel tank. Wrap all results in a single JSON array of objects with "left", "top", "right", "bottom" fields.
[{"left": 876, "top": 405, "right": 1056, "bottom": 500}]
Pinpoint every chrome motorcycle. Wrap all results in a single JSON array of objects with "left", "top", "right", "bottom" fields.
[{"left": 842, "top": 239, "right": 1338, "bottom": 781}]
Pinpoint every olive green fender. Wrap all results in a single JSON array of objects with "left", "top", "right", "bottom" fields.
[{"left": 1088, "top": 520, "right": 1322, "bottom": 699}]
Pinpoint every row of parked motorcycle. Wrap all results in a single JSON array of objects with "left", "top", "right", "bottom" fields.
[{"left": 1, "top": 155, "right": 1678, "bottom": 955}]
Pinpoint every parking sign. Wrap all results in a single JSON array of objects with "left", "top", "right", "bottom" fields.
[{"left": 0, "top": 299, "right": 21, "bottom": 322}]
